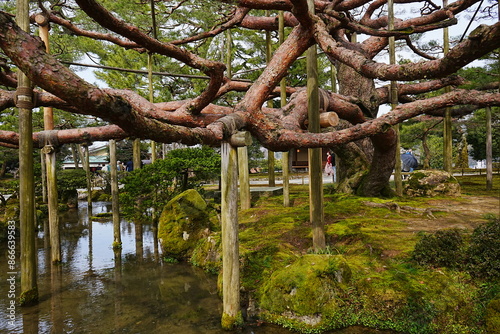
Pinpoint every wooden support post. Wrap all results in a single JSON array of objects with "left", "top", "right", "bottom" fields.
[
  {"left": 486, "top": 106, "right": 493, "bottom": 190},
  {"left": 109, "top": 140, "right": 121, "bottom": 248},
  {"left": 388, "top": 0, "right": 403, "bottom": 196},
  {"left": 83, "top": 145, "right": 93, "bottom": 212},
  {"left": 221, "top": 141, "right": 242, "bottom": 329},
  {"left": 265, "top": 12, "right": 276, "bottom": 187},
  {"left": 133, "top": 138, "right": 141, "bottom": 170},
  {"left": 43, "top": 144, "right": 61, "bottom": 263},
  {"left": 18, "top": 0, "right": 38, "bottom": 306},
  {"left": 37, "top": 14, "right": 61, "bottom": 263},
  {"left": 442, "top": 0, "right": 453, "bottom": 173},
  {"left": 40, "top": 153, "right": 47, "bottom": 203},
  {"left": 279, "top": 10, "right": 290, "bottom": 207},
  {"left": 238, "top": 146, "right": 251, "bottom": 210},
  {"left": 307, "top": 0, "right": 325, "bottom": 251}
]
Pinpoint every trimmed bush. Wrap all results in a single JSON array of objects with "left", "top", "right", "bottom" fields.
[
  {"left": 467, "top": 216, "right": 500, "bottom": 279},
  {"left": 412, "top": 229, "right": 466, "bottom": 268}
]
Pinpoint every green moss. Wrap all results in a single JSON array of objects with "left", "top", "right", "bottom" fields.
[
  {"left": 158, "top": 189, "right": 213, "bottom": 259},
  {"left": 486, "top": 296, "right": 500, "bottom": 333},
  {"left": 19, "top": 287, "right": 38, "bottom": 306},
  {"left": 221, "top": 310, "right": 243, "bottom": 330}
]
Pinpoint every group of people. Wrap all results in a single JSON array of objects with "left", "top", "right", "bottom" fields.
[{"left": 99, "top": 160, "right": 134, "bottom": 172}]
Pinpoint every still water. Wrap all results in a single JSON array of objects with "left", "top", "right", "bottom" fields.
[{"left": 1, "top": 202, "right": 391, "bottom": 334}]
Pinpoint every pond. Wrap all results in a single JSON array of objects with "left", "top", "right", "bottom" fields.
[{"left": 0, "top": 201, "right": 392, "bottom": 334}]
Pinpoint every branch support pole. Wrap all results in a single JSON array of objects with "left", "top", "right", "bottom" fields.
[
  {"left": 109, "top": 139, "right": 121, "bottom": 248},
  {"left": 221, "top": 140, "right": 242, "bottom": 329},
  {"left": 443, "top": 0, "right": 453, "bottom": 173},
  {"left": 485, "top": 106, "right": 493, "bottom": 190},
  {"left": 307, "top": 0, "right": 325, "bottom": 251},
  {"left": 37, "top": 16, "right": 61, "bottom": 263},
  {"left": 265, "top": 11, "right": 276, "bottom": 187},
  {"left": 18, "top": 0, "right": 38, "bottom": 306},
  {"left": 280, "top": 10, "right": 290, "bottom": 206},
  {"left": 388, "top": 0, "right": 403, "bottom": 196}
]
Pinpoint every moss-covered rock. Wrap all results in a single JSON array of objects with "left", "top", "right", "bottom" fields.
[
  {"left": 404, "top": 170, "right": 461, "bottom": 197},
  {"left": 258, "top": 254, "right": 351, "bottom": 329},
  {"left": 158, "top": 189, "right": 214, "bottom": 260}
]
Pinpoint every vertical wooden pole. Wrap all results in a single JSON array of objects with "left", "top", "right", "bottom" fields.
[
  {"left": 307, "top": 0, "right": 325, "bottom": 251},
  {"left": 238, "top": 146, "right": 251, "bottom": 210},
  {"left": 84, "top": 145, "right": 93, "bottom": 212},
  {"left": 388, "top": 0, "right": 403, "bottom": 195},
  {"left": 442, "top": 0, "right": 453, "bottom": 173},
  {"left": 37, "top": 16, "right": 61, "bottom": 263},
  {"left": 133, "top": 138, "right": 141, "bottom": 170},
  {"left": 109, "top": 140, "right": 121, "bottom": 248},
  {"left": 221, "top": 142, "right": 242, "bottom": 329},
  {"left": 485, "top": 106, "right": 493, "bottom": 190},
  {"left": 147, "top": 55, "right": 155, "bottom": 163},
  {"left": 331, "top": 64, "right": 339, "bottom": 184},
  {"left": 17, "top": 0, "right": 38, "bottom": 305},
  {"left": 149, "top": 0, "right": 157, "bottom": 163},
  {"left": 40, "top": 153, "right": 47, "bottom": 202},
  {"left": 279, "top": 11, "right": 290, "bottom": 207},
  {"left": 265, "top": 12, "right": 276, "bottom": 187}
]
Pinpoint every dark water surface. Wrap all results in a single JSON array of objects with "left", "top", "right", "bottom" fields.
[{"left": 1, "top": 202, "right": 391, "bottom": 334}]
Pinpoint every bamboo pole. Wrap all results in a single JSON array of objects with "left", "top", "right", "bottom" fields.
[
  {"left": 221, "top": 142, "right": 242, "bottom": 329},
  {"left": 265, "top": 11, "right": 276, "bottom": 187},
  {"left": 388, "top": 0, "right": 403, "bottom": 196},
  {"left": 443, "top": 0, "right": 453, "bottom": 173},
  {"left": 17, "top": 0, "right": 38, "bottom": 305},
  {"left": 279, "top": 11, "right": 290, "bottom": 207},
  {"left": 307, "top": 0, "right": 325, "bottom": 251},
  {"left": 109, "top": 140, "right": 121, "bottom": 248}
]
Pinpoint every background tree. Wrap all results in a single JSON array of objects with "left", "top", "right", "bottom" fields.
[{"left": 120, "top": 146, "right": 221, "bottom": 222}]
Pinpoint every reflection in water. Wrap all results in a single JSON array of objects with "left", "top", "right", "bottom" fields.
[{"left": 1, "top": 201, "right": 391, "bottom": 334}]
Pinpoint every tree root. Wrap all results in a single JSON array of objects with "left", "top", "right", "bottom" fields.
[{"left": 363, "top": 201, "right": 449, "bottom": 219}]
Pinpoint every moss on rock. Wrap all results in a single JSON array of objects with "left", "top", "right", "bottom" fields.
[
  {"left": 404, "top": 170, "right": 461, "bottom": 197},
  {"left": 158, "top": 189, "right": 214, "bottom": 260},
  {"left": 258, "top": 254, "right": 351, "bottom": 327}
]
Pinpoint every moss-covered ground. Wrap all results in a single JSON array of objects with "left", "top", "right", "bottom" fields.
[{"left": 231, "top": 174, "right": 499, "bottom": 333}]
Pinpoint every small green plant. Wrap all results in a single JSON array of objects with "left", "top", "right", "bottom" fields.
[{"left": 163, "top": 257, "right": 179, "bottom": 264}]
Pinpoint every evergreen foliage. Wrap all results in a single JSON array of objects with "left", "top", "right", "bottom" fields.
[{"left": 120, "top": 146, "right": 220, "bottom": 221}]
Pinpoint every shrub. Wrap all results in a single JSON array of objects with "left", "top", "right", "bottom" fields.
[
  {"left": 57, "top": 168, "right": 88, "bottom": 202},
  {"left": 412, "top": 229, "right": 466, "bottom": 268},
  {"left": 467, "top": 216, "right": 500, "bottom": 279}
]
